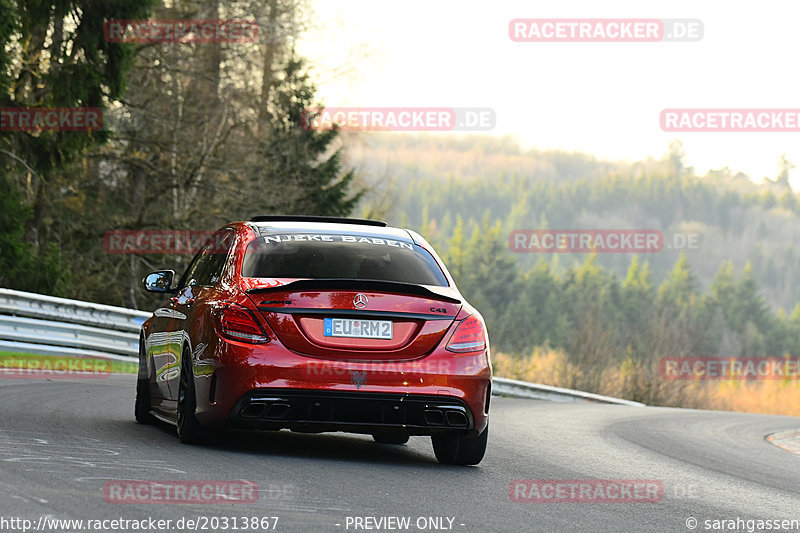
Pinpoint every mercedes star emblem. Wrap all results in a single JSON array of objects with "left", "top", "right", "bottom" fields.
[{"left": 353, "top": 293, "right": 368, "bottom": 309}]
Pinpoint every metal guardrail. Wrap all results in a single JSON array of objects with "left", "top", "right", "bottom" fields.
[
  {"left": 491, "top": 377, "right": 645, "bottom": 406},
  {"left": 0, "top": 288, "right": 644, "bottom": 405},
  {"left": 0, "top": 288, "right": 147, "bottom": 361},
  {"left": 0, "top": 288, "right": 149, "bottom": 333},
  {"left": 0, "top": 314, "right": 138, "bottom": 357},
  {"left": 0, "top": 340, "right": 138, "bottom": 362}
]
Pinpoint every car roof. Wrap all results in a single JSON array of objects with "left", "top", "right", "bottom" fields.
[{"left": 247, "top": 220, "right": 415, "bottom": 243}]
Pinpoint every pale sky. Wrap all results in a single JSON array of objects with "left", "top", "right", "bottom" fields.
[{"left": 298, "top": 1, "right": 800, "bottom": 187}]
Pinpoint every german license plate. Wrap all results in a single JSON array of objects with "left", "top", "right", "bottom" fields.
[{"left": 323, "top": 318, "right": 392, "bottom": 339}]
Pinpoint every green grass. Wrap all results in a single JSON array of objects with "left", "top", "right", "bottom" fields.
[{"left": 0, "top": 351, "right": 137, "bottom": 374}]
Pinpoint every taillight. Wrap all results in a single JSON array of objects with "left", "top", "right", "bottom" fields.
[
  {"left": 214, "top": 303, "right": 269, "bottom": 344},
  {"left": 446, "top": 315, "right": 486, "bottom": 353}
]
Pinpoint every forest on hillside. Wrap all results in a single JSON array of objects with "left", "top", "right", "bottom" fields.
[
  {"left": 349, "top": 134, "right": 799, "bottom": 313},
  {"left": 348, "top": 134, "right": 800, "bottom": 407}
]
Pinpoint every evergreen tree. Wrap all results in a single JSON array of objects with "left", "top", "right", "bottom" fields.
[
  {"left": 657, "top": 253, "right": 700, "bottom": 311},
  {"left": 0, "top": 0, "right": 156, "bottom": 223},
  {"left": 620, "top": 256, "right": 656, "bottom": 358},
  {"left": 251, "top": 57, "right": 363, "bottom": 217},
  {"left": 0, "top": 174, "right": 63, "bottom": 293}
]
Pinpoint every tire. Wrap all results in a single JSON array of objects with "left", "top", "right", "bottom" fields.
[
  {"left": 176, "top": 349, "right": 208, "bottom": 444},
  {"left": 431, "top": 423, "right": 488, "bottom": 466},
  {"left": 372, "top": 432, "right": 410, "bottom": 445},
  {"left": 135, "top": 340, "right": 155, "bottom": 424}
]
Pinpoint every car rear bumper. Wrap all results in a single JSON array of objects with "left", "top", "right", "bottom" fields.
[
  {"left": 192, "top": 341, "right": 491, "bottom": 435},
  {"left": 228, "top": 389, "right": 475, "bottom": 435}
]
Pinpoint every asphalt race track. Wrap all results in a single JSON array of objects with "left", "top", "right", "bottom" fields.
[{"left": 1, "top": 375, "right": 798, "bottom": 532}]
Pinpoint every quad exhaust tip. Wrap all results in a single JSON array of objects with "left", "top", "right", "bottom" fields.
[
  {"left": 241, "top": 397, "right": 291, "bottom": 419},
  {"left": 423, "top": 405, "right": 468, "bottom": 427}
]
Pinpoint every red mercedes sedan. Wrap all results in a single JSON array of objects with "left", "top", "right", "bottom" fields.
[{"left": 137, "top": 216, "right": 491, "bottom": 465}]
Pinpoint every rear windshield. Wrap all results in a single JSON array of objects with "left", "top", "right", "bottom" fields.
[{"left": 241, "top": 234, "right": 449, "bottom": 286}]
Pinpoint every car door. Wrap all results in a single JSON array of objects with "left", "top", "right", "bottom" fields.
[
  {"left": 152, "top": 246, "right": 211, "bottom": 403},
  {"left": 167, "top": 230, "right": 234, "bottom": 400},
  {"left": 145, "top": 296, "right": 177, "bottom": 404}
]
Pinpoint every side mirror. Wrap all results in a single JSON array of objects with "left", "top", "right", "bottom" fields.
[{"left": 143, "top": 270, "right": 175, "bottom": 293}]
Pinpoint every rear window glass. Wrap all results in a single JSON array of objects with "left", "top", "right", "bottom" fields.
[{"left": 241, "top": 234, "right": 449, "bottom": 286}]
